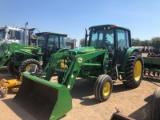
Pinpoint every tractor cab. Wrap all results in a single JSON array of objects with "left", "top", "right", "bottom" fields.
[
  {"left": 87, "top": 24, "right": 131, "bottom": 64},
  {"left": 36, "top": 32, "right": 67, "bottom": 66}
]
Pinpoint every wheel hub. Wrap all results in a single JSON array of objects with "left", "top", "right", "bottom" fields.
[
  {"left": 134, "top": 60, "right": 142, "bottom": 81},
  {"left": 103, "top": 82, "right": 111, "bottom": 96}
]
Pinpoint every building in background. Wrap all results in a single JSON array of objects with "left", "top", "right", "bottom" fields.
[{"left": 66, "top": 38, "right": 76, "bottom": 49}]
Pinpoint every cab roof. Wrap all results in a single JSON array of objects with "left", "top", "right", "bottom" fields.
[
  {"left": 36, "top": 32, "right": 67, "bottom": 36},
  {"left": 89, "top": 24, "right": 130, "bottom": 31}
]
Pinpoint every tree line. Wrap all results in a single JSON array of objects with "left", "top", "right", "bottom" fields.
[{"left": 132, "top": 37, "right": 160, "bottom": 50}]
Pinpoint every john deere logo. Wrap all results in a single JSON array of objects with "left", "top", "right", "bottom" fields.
[{"left": 78, "top": 57, "right": 82, "bottom": 63}]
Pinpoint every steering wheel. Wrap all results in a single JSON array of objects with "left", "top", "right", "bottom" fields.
[
  {"left": 105, "top": 39, "right": 112, "bottom": 47},
  {"left": 105, "top": 39, "right": 111, "bottom": 46}
]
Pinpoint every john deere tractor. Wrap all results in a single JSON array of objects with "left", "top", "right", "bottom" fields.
[
  {"left": 0, "top": 32, "right": 69, "bottom": 97},
  {"left": 14, "top": 24, "right": 143, "bottom": 120},
  {"left": 0, "top": 32, "right": 68, "bottom": 76},
  {"left": 0, "top": 41, "right": 42, "bottom": 77}
]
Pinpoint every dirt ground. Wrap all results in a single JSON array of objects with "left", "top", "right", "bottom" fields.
[{"left": 0, "top": 66, "right": 159, "bottom": 120}]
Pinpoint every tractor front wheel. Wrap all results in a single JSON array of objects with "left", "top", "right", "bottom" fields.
[
  {"left": 19, "top": 59, "right": 41, "bottom": 74},
  {"left": 124, "top": 53, "right": 143, "bottom": 88},
  {"left": 7, "top": 61, "right": 20, "bottom": 77},
  {"left": 150, "top": 87, "right": 160, "bottom": 120},
  {"left": 94, "top": 74, "right": 113, "bottom": 102}
]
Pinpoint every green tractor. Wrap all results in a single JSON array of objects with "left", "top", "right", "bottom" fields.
[
  {"left": 0, "top": 32, "right": 69, "bottom": 97},
  {"left": 0, "top": 32, "right": 68, "bottom": 77},
  {"left": 14, "top": 24, "right": 143, "bottom": 120},
  {"left": 0, "top": 41, "right": 42, "bottom": 76}
]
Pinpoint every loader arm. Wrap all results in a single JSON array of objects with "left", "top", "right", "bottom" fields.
[
  {"left": 0, "top": 43, "right": 11, "bottom": 69},
  {"left": 41, "top": 48, "right": 70, "bottom": 76},
  {"left": 0, "top": 53, "right": 12, "bottom": 69},
  {"left": 46, "top": 49, "right": 107, "bottom": 90}
]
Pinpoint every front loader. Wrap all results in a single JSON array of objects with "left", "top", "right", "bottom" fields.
[
  {"left": 0, "top": 32, "right": 69, "bottom": 97},
  {"left": 14, "top": 24, "right": 144, "bottom": 120}
]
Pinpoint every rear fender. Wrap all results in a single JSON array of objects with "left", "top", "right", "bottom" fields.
[{"left": 120, "top": 48, "right": 140, "bottom": 79}]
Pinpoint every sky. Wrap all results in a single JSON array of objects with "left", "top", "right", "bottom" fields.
[{"left": 1, "top": 0, "right": 160, "bottom": 47}]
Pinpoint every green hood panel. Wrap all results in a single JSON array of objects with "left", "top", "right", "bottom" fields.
[{"left": 70, "top": 46, "right": 102, "bottom": 54}]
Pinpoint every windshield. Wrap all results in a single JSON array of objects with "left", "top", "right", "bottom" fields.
[
  {"left": 89, "top": 29, "right": 114, "bottom": 49},
  {"left": 37, "top": 33, "right": 67, "bottom": 49},
  {"left": 60, "top": 36, "right": 66, "bottom": 48},
  {"left": 0, "top": 30, "right": 5, "bottom": 40},
  {"left": 37, "top": 34, "right": 47, "bottom": 48},
  {"left": 48, "top": 34, "right": 59, "bottom": 48},
  {"left": 48, "top": 35, "right": 66, "bottom": 48}
]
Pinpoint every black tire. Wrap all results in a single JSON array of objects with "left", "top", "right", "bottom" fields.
[
  {"left": 150, "top": 87, "right": 160, "bottom": 120},
  {"left": 0, "top": 89, "right": 7, "bottom": 98},
  {"left": 94, "top": 74, "right": 113, "bottom": 102},
  {"left": 124, "top": 53, "right": 143, "bottom": 88},
  {"left": 7, "top": 61, "right": 20, "bottom": 77},
  {"left": 19, "top": 59, "right": 41, "bottom": 74}
]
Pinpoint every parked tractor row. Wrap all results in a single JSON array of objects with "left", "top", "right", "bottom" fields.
[{"left": 0, "top": 24, "right": 159, "bottom": 120}]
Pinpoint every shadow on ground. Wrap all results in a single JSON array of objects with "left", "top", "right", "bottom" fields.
[
  {"left": 2, "top": 98, "right": 36, "bottom": 120},
  {"left": 71, "top": 79, "right": 135, "bottom": 106},
  {"left": 143, "top": 76, "right": 160, "bottom": 86},
  {"left": 128, "top": 95, "right": 152, "bottom": 120},
  {"left": 71, "top": 79, "right": 98, "bottom": 105},
  {"left": 1, "top": 75, "right": 156, "bottom": 120}
]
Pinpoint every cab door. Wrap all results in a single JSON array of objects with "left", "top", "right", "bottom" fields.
[{"left": 116, "top": 29, "right": 130, "bottom": 64}]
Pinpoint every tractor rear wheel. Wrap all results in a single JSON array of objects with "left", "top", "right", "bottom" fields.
[
  {"left": 150, "top": 87, "right": 160, "bottom": 120},
  {"left": 19, "top": 59, "right": 41, "bottom": 74},
  {"left": 124, "top": 53, "right": 143, "bottom": 88},
  {"left": 7, "top": 61, "right": 20, "bottom": 77},
  {"left": 94, "top": 74, "right": 113, "bottom": 102}
]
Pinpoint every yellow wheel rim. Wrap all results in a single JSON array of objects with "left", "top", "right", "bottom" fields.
[
  {"left": 134, "top": 60, "right": 142, "bottom": 81},
  {"left": 103, "top": 82, "right": 111, "bottom": 96},
  {"left": 25, "top": 64, "right": 37, "bottom": 71}
]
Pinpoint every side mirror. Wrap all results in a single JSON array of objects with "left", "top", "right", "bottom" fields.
[{"left": 85, "top": 29, "right": 88, "bottom": 46}]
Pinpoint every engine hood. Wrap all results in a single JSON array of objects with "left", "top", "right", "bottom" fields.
[{"left": 69, "top": 46, "right": 102, "bottom": 55}]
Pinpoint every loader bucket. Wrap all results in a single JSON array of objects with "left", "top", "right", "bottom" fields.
[{"left": 14, "top": 74, "right": 72, "bottom": 120}]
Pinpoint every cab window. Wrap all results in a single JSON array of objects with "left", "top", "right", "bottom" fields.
[
  {"left": 116, "top": 29, "right": 129, "bottom": 51},
  {"left": 48, "top": 35, "right": 59, "bottom": 48}
]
